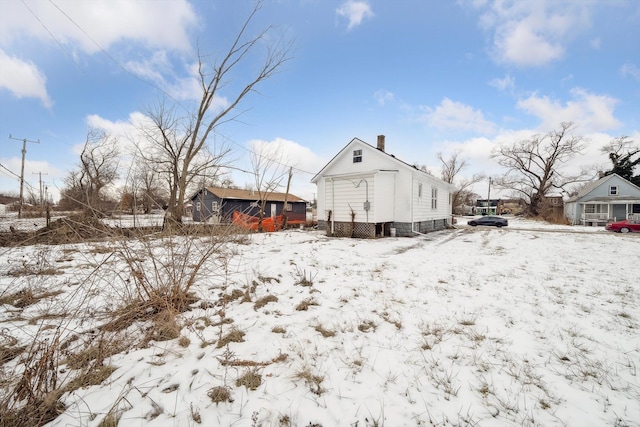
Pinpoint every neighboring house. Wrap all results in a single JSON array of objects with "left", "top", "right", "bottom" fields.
[
  {"left": 311, "top": 135, "right": 455, "bottom": 238},
  {"left": 475, "top": 199, "right": 500, "bottom": 215},
  {"left": 190, "top": 187, "right": 306, "bottom": 223},
  {"left": 564, "top": 173, "right": 640, "bottom": 225}
]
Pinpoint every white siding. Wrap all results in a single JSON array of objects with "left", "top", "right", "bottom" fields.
[
  {"left": 325, "top": 174, "right": 375, "bottom": 223},
  {"left": 316, "top": 179, "right": 326, "bottom": 221},
  {"left": 373, "top": 172, "right": 395, "bottom": 222},
  {"left": 411, "top": 174, "right": 452, "bottom": 222}
]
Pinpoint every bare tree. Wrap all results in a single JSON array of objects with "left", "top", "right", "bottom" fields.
[
  {"left": 138, "top": 0, "right": 292, "bottom": 226},
  {"left": 601, "top": 136, "right": 640, "bottom": 185},
  {"left": 491, "top": 122, "right": 587, "bottom": 216},
  {"left": 60, "top": 129, "right": 119, "bottom": 214},
  {"left": 250, "top": 142, "right": 288, "bottom": 231},
  {"left": 437, "top": 151, "right": 485, "bottom": 215}
]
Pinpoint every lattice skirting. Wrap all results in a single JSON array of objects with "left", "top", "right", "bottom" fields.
[{"left": 330, "top": 221, "right": 375, "bottom": 238}]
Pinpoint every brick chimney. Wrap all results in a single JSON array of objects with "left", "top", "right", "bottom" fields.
[{"left": 377, "top": 134, "right": 385, "bottom": 152}]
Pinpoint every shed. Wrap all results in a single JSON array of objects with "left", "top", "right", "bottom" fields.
[{"left": 190, "top": 187, "right": 307, "bottom": 224}]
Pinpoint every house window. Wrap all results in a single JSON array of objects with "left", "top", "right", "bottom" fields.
[
  {"left": 418, "top": 183, "right": 423, "bottom": 198},
  {"left": 196, "top": 201, "right": 201, "bottom": 212},
  {"left": 431, "top": 188, "right": 438, "bottom": 210},
  {"left": 212, "top": 201, "right": 218, "bottom": 211},
  {"left": 609, "top": 186, "right": 618, "bottom": 195},
  {"left": 353, "top": 149, "right": 362, "bottom": 163},
  {"left": 285, "top": 203, "right": 292, "bottom": 211}
]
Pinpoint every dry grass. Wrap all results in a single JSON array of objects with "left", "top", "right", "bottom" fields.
[
  {"left": 217, "top": 328, "right": 245, "bottom": 348},
  {"left": 271, "top": 325, "right": 286, "bottom": 334},
  {"left": 295, "top": 298, "right": 318, "bottom": 311},
  {"left": 207, "top": 385, "right": 233, "bottom": 404},
  {"left": 218, "top": 352, "right": 288, "bottom": 367},
  {"left": 314, "top": 324, "right": 336, "bottom": 338},
  {"left": 253, "top": 294, "right": 278, "bottom": 310},
  {"left": 235, "top": 369, "right": 262, "bottom": 390},
  {"left": 0, "top": 288, "right": 63, "bottom": 308},
  {"left": 358, "top": 320, "right": 377, "bottom": 333},
  {"left": 292, "top": 266, "right": 316, "bottom": 287},
  {"left": 294, "top": 367, "right": 325, "bottom": 396}
]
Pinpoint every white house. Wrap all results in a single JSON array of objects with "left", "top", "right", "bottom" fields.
[
  {"left": 311, "top": 135, "right": 455, "bottom": 238},
  {"left": 564, "top": 173, "right": 640, "bottom": 225}
]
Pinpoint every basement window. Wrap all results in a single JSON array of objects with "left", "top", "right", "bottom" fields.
[{"left": 353, "top": 149, "right": 362, "bottom": 163}]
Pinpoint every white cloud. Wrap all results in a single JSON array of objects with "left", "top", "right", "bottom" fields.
[
  {"left": 123, "top": 55, "right": 219, "bottom": 102},
  {"left": 243, "top": 138, "right": 325, "bottom": 200},
  {"left": 620, "top": 63, "right": 640, "bottom": 81},
  {"left": 420, "top": 98, "right": 496, "bottom": 134},
  {"left": 0, "top": 0, "right": 197, "bottom": 54},
  {"left": 516, "top": 88, "right": 620, "bottom": 133},
  {"left": 472, "top": 0, "right": 592, "bottom": 67},
  {"left": 489, "top": 74, "right": 515, "bottom": 92},
  {"left": 0, "top": 49, "right": 52, "bottom": 108},
  {"left": 373, "top": 89, "right": 394, "bottom": 106},
  {"left": 336, "top": 1, "right": 374, "bottom": 30}
]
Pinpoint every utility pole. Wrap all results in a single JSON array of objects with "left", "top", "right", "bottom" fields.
[
  {"left": 487, "top": 177, "right": 492, "bottom": 215},
  {"left": 9, "top": 134, "right": 40, "bottom": 218},
  {"left": 33, "top": 171, "right": 48, "bottom": 216}
]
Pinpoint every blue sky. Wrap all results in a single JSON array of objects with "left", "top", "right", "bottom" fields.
[{"left": 1, "top": 0, "right": 639, "bottom": 203}]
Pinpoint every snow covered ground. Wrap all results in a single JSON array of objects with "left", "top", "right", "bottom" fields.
[{"left": 0, "top": 218, "right": 638, "bottom": 426}]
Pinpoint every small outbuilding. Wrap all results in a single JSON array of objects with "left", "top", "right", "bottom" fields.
[{"left": 190, "top": 187, "right": 307, "bottom": 224}]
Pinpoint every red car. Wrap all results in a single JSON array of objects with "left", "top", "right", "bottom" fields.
[{"left": 605, "top": 219, "right": 640, "bottom": 233}]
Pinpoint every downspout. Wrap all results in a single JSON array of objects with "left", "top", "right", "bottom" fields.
[
  {"left": 354, "top": 179, "right": 369, "bottom": 223},
  {"left": 411, "top": 175, "right": 415, "bottom": 235},
  {"left": 331, "top": 177, "right": 335, "bottom": 235}
]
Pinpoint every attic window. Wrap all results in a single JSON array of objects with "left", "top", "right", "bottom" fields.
[
  {"left": 609, "top": 185, "right": 618, "bottom": 196},
  {"left": 353, "top": 149, "right": 362, "bottom": 163}
]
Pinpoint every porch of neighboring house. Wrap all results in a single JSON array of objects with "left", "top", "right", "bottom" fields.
[{"left": 580, "top": 202, "right": 640, "bottom": 226}]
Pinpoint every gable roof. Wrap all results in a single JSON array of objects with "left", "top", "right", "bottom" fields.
[
  {"left": 567, "top": 173, "right": 640, "bottom": 202},
  {"left": 196, "top": 187, "right": 305, "bottom": 203},
  {"left": 311, "top": 137, "right": 454, "bottom": 189}
]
